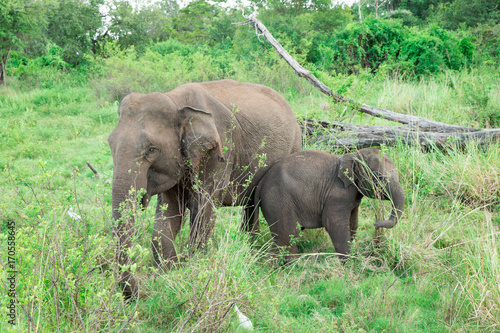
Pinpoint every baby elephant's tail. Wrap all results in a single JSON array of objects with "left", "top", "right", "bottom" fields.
[
  {"left": 242, "top": 192, "right": 259, "bottom": 233},
  {"left": 240, "top": 165, "right": 272, "bottom": 234}
]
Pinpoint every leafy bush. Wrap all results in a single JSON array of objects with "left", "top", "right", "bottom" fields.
[
  {"left": 471, "top": 23, "right": 500, "bottom": 64},
  {"left": 318, "top": 20, "right": 478, "bottom": 77},
  {"left": 148, "top": 39, "right": 195, "bottom": 57},
  {"left": 385, "top": 9, "right": 421, "bottom": 26},
  {"left": 318, "top": 19, "right": 405, "bottom": 75},
  {"left": 37, "top": 44, "right": 68, "bottom": 71}
]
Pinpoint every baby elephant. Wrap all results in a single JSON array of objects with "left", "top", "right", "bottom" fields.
[{"left": 243, "top": 149, "right": 405, "bottom": 258}]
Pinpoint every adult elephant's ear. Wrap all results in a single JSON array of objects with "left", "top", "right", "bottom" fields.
[
  {"left": 179, "top": 106, "right": 225, "bottom": 168},
  {"left": 338, "top": 154, "right": 355, "bottom": 188}
]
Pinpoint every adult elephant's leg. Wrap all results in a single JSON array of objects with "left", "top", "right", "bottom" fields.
[
  {"left": 349, "top": 205, "right": 360, "bottom": 241},
  {"left": 188, "top": 192, "right": 216, "bottom": 250},
  {"left": 152, "top": 186, "right": 186, "bottom": 267},
  {"left": 323, "top": 205, "right": 351, "bottom": 259},
  {"left": 187, "top": 166, "right": 232, "bottom": 250}
]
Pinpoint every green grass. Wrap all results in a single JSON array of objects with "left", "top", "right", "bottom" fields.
[{"left": 0, "top": 59, "right": 499, "bottom": 332}]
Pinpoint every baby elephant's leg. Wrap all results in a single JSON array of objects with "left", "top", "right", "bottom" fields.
[
  {"left": 269, "top": 220, "right": 300, "bottom": 254},
  {"left": 265, "top": 209, "right": 301, "bottom": 261},
  {"left": 349, "top": 205, "right": 359, "bottom": 241},
  {"left": 322, "top": 206, "right": 352, "bottom": 259}
]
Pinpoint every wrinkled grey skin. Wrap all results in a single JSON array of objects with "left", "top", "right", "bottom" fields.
[
  {"left": 243, "top": 149, "right": 405, "bottom": 258},
  {"left": 108, "top": 80, "right": 302, "bottom": 298}
]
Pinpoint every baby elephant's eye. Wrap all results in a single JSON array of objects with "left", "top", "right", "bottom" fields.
[{"left": 148, "top": 148, "right": 155, "bottom": 153}]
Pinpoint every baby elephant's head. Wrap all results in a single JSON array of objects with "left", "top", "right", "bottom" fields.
[{"left": 338, "top": 149, "right": 405, "bottom": 228}]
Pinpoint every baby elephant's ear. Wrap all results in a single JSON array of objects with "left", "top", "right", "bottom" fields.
[{"left": 338, "top": 154, "right": 355, "bottom": 188}]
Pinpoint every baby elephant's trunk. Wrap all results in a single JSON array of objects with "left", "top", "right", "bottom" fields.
[{"left": 373, "top": 180, "right": 405, "bottom": 229}]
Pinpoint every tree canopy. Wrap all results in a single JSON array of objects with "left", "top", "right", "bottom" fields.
[{"left": 1, "top": 0, "right": 500, "bottom": 86}]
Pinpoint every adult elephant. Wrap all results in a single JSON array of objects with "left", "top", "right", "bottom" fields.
[{"left": 108, "top": 79, "right": 302, "bottom": 298}]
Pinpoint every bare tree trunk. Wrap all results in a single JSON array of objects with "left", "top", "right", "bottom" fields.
[
  {"left": 234, "top": 16, "right": 500, "bottom": 150},
  {"left": 302, "top": 119, "right": 500, "bottom": 151},
  {"left": 373, "top": 0, "right": 388, "bottom": 19},
  {"left": 0, "top": 59, "right": 6, "bottom": 87},
  {"left": 358, "top": 0, "right": 365, "bottom": 23},
  {"left": 240, "top": 17, "right": 475, "bottom": 132},
  {"left": 0, "top": 49, "right": 12, "bottom": 87}
]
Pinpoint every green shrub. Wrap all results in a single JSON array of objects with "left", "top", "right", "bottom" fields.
[
  {"left": 37, "top": 44, "right": 69, "bottom": 71},
  {"left": 397, "top": 30, "right": 446, "bottom": 75},
  {"left": 6, "top": 46, "right": 87, "bottom": 90},
  {"left": 318, "top": 20, "right": 478, "bottom": 77},
  {"left": 148, "top": 39, "right": 195, "bottom": 57},
  {"left": 385, "top": 9, "right": 421, "bottom": 26},
  {"left": 471, "top": 23, "right": 500, "bottom": 64},
  {"left": 318, "top": 19, "right": 405, "bottom": 75}
]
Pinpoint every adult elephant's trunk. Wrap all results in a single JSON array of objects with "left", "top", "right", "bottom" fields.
[
  {"left": 373, "top": 180, "right": 405, "bottom": 229},
  {"left": 111, "top": 165, "right": 149, "bottom": 299}
]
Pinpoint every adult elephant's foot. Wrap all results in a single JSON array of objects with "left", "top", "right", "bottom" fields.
[{"left": 119, "top": 271, "right": 139, "bottom": 301}]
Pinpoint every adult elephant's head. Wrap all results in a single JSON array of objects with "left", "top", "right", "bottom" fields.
[
  {"left": 108, "top": 92, "right": 224, "bottom": 297},
  {"left": 339, "top": 149, "right": 405, "bottom": 229}
]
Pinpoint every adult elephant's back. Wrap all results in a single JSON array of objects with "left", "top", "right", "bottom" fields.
[
  {"left": 199, "top": 80, "right": 302, "bottom": 203},
  {"left": 201, "top": 79, "right": 302, "bottom": 164}
]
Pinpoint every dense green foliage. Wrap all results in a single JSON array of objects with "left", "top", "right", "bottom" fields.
[
  {"left": 1, "top": 0, "right": 499, "bottom": 331},
  {"left": 318, "top": 19, "right": 477, "bottom": 76},
  {"left": 1, "top": 0, "right": 500, "bottom": 86}
]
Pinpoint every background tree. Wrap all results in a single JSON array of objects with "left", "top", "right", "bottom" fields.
[
  {"left": 171, "top": 0, "right": 237, "bottom": 46},
  {"left": 354, "top": 0, "right": 368, "bottom": 23},
  {"left": 0, "top": 0, "right": 50, "bottom": 86},
  {"left": 107, "top": 0, "right": 178, "bottom": 53},
  {"left": 431, "top": 0, "right": 500, "bottom": 29},
  {"left": 247, "top": 0, "right": 352, "bottom": 63},
  {"left": 44, "top": 0, "right": 104, "bottom": 65},
  {"left": 394, "top": 0, "right": 442, "bottom": 21},
  {"left": 372, "top": 0, "right": 389, "bottom": 18}
]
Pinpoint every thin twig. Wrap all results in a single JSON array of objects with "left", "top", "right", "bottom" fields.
[{"left": 86, "top": 161, "right": 111, "bottom": 182}]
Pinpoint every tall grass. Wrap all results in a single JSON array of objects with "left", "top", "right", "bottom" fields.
[
  {"left": 375, "top": 67, "right": 500, "bottom": 128},
  {"left": 0, "top": 53, "right": 499, "bottom": 331}
]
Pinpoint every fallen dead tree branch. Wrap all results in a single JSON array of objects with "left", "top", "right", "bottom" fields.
[
  {"left": 303, "top": 119, "right": 500, "bottom": 150},
  {"left": 236, "top": 16, "right": 500, "bottom": 150}
]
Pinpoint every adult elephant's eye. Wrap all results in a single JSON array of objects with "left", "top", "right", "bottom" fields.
[{"left": 145, "top": 147, "right": 158, "bottom": 158}]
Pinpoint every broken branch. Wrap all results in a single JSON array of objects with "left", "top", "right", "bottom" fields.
[
  {"left": 86, "top": 161, "right": 111, "bottom": 182},
  {"left": 303, "top": 119, "right": 500, "bottom": 150},
  {"left": 244, "top": 16, "right": 484, "bottom": 134}
]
